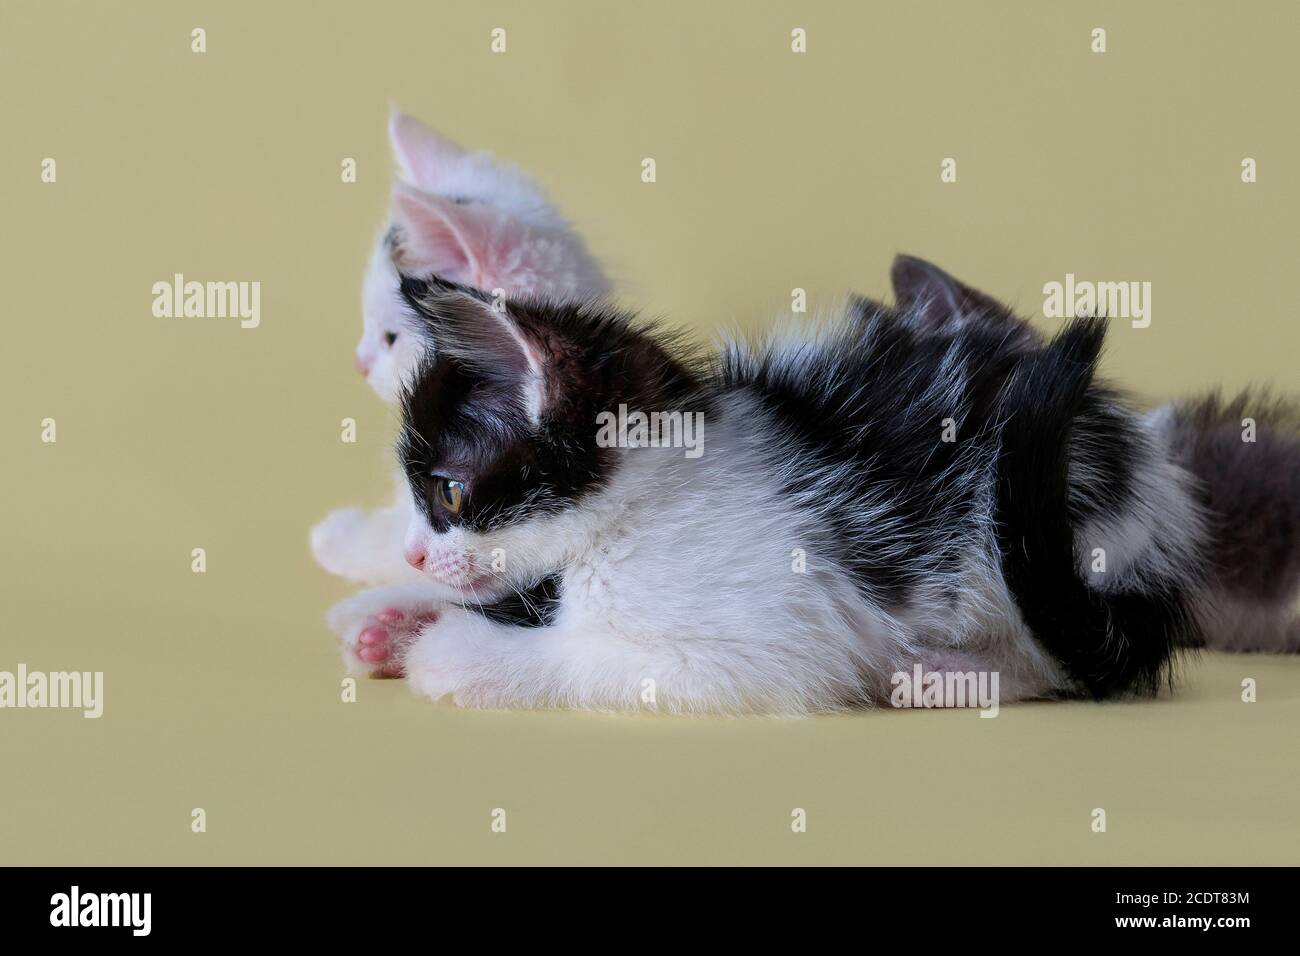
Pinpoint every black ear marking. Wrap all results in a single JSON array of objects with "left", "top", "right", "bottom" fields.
[
  {"left": 390, "top": 269, "right": 543, "bottom": 418},
  {"left": 397, "top": 271, "right": 492, "bottom": 325},
  {"left": 396, "top": 271, "right": 537, "bottom": 389}
]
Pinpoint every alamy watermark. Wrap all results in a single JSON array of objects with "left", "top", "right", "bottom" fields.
[
  {"left": 1042, "top": 273, "right": 1151, "bottom": 328},
  {"left": 890, "top": 664, "right": 999, "bottom": 717},
  {"left": 0, "top": 664, "right": 103, "bottom": 718},
  {"left": 50, "top": 886, "right": 150, "bottom": 936},
  {"left": 595, "top": 404, "right": 704, "bottom": 458},
  {"left": 152, "top": 273, "right": 260, "bottom": 328}
]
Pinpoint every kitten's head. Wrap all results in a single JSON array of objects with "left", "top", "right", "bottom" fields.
[
  {"left": 357, "top": 111, "right": 611, "bottom": 403},
  {"left": 394, "top": 275, "right": 702, "bottom": 598}
]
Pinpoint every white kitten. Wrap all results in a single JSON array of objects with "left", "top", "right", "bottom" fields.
[{"left": 311, "top": 110, "right": 612, "bottom": 585}]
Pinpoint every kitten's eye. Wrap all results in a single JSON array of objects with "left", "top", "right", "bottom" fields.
[
  {"left": 383, "top": 331, "right": 398, "bottom": 347},
  {"left": 450, "top": 195, "right": 474, "bottom": 206},
  {"left": 433, "top": 477, "right": 465, "bottom": 514}
]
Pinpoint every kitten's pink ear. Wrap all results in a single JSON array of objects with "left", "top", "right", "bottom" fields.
[
  {"left": 390, "top": 182, "right": 526, "bottom": 292},
  {"left": 388, "top": 110, "right": 465, "bottom": 189},
  {"left": 390, "top": 183, "right": 479, "bottom": 278}
]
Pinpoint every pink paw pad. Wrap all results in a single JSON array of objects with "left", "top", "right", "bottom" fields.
[{"left": 354, "top": 607, "right": 438, "bottom": 678}]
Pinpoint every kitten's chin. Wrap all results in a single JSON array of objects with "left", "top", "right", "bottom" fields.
[{"left": 442, "top": 572, "right": 504, "bottom": 600}]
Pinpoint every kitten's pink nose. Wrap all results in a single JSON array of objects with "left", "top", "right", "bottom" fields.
[
  {"left": 354, "top": 355, "right": 371, "bottom": 376},
  {"left": 404, "top": 547, "right": 426, "bottom": 570}
]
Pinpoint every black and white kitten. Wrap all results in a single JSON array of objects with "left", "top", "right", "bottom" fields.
[{"left": 327, "top": 257, "right": 1300, "bottom": 712}]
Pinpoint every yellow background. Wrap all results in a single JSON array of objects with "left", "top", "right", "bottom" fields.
[{"left": 1, "top": 0, "right": 1296, "bottom": 865}]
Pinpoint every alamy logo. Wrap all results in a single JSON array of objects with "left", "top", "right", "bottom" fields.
[
  {"left": 0, "top": 664, "right": 102, "bottom": 718},
  {"left": 1042, "top": 273, "right": 1151, "bottom": 328},
  {"left": 50, "top": 886, "right": 151, "bottom": 936},
  {"left": 151, "top": 273, "right": 261, "bottom": 328},
  {"left": 595, "top": 404, "right": 705, "bottom": 459},
  {"left": 890, "top": 664, "right": 1000, "bottom": 717}
]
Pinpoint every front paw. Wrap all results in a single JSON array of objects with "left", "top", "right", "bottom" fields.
[
  {"left": 328, "top": 589, "right": 442, "bottom": 679},
  {"left": 403, "top": 612, "right": 502, "bottom": 705},
  {"left": 310, "top": 507, "right": 368, "bottom": 580}
]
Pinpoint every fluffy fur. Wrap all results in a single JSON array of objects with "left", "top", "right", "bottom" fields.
[
  {"left": 1155, "top": 390, "right": 1300, "bottom": 651},
  {"left": 326, "top": 256, "right": 1297, "bottom": 714},
  {"left": 311, "top": 110, "right": 612, "bottom": 585}
]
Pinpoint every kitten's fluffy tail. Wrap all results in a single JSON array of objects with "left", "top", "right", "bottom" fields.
[{"left": 1155, "top": 389, "right": 1300, "bottom": 652}]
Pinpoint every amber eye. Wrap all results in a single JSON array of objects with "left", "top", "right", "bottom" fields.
[{"left": 433, "top": 477, "right": 465, "bottom": 514}]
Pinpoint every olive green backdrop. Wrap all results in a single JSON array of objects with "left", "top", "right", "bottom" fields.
[{"left": 1, "top": 0, "right": 1296, "bottom": 865}]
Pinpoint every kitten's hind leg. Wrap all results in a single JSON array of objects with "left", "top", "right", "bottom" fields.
[{"left": 327, "top": 584, "right": 444, "bottom": 678}]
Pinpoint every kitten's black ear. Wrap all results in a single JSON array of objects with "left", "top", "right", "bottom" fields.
[
  {"left": 890, "top": 255, "right": 1007, "bottom": 330},
  {"left": 397, "top": 271, "right": 491, "bottom": 335},
  {"left": 398, "top": 272, "right": 546, "bottom": 418}
]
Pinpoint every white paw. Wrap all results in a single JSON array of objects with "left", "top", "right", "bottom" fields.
[
  {"left": 402, "top": 614, "right": 485, "bottom": 703},
  {"left": 327, "top": 587, "right": 444, "bottom": 679},
  {"left": 310, "top": 507, "right": 369, "bottom": 579}
]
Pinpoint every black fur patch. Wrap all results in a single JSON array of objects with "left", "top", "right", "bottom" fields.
[
  {"left": 396, "top": 273, "right": 710, "bottom": 534},
  {"left": 399, "top": 351, "right": 606, "bottom": 534},
  {"left": 465, "top": 575, "right": 563, "bottom": 628},
  {"left": 722, "top": 307, "right": 1021, "bottom": 609},
  {"left": 744, "top": 289, "right": 1198, "bottom": 694},
  {"left": 993, "top": 317, "right": 1198, "bottom": 697}
]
